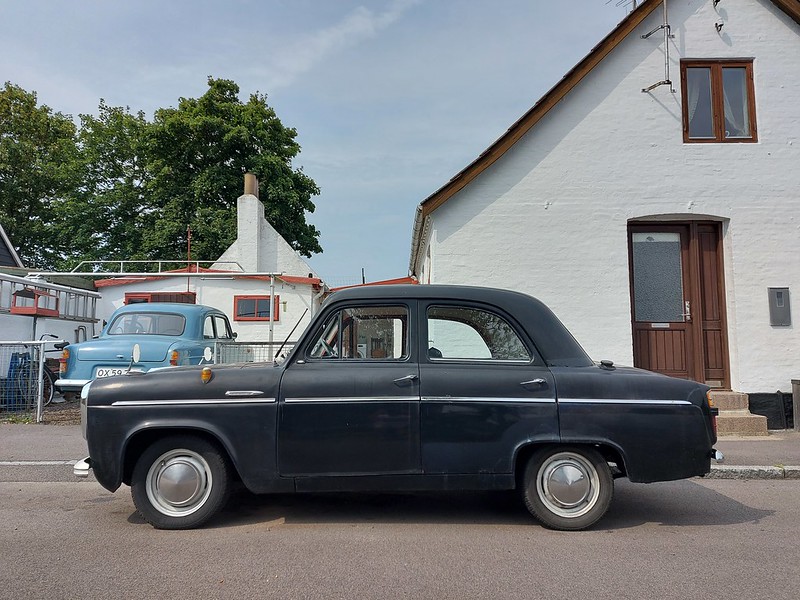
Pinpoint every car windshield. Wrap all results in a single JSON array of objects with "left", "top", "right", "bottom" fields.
[{"left": 107, "top": 312, "right": 186, "bottom": 336}]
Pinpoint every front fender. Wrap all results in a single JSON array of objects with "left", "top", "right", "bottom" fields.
[{"left": 86, "top": 402, "right": 291, "bottom": 494}]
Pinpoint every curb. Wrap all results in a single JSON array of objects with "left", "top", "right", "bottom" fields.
[{"left": 707, "top": 465, "right": 800, "bottom": 480}]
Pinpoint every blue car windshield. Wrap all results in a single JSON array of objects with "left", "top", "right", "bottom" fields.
[{"left": 107, "top": 313, "right": 186, "bottom": 336}]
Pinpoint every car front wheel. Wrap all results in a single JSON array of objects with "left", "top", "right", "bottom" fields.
[
  {"left": 131, "top": 435, "right": 230, "bottom": 529},
  {"left": 522, "top": 446, "right": 613, "bottom": 531}
]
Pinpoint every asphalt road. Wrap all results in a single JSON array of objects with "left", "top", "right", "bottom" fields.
[{"left": 2, "top": 476, "right": 799, "bottom": 600}]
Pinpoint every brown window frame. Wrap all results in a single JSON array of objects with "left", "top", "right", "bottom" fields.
[
  {"left": 680, "top": 59, "right": 757, "bottom": 144},
  {"left": 234, "top": 295, "right": 280, "bottom": 322}
]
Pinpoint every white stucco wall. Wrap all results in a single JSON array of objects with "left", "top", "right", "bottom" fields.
[{"left": 420, "top": 0, "right": 799, "bottom": 393}]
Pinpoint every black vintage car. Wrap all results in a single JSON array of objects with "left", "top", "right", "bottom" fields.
[{"left": 76, "top": 285, "right": 720, "bottom": 530}]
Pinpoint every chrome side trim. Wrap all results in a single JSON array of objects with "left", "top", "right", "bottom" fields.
[
  {"left": 558, "top": 398, "right": 693, "bottom": 406},
  {"left": 111, "top": 398, "right": 276, "bottom": 406},
  {"left": 285, "top": 396, "right": 416, "bottom": 404},
  {"left": 224, "top": 390, "right": 265, "bottom": 397},
  {"left": 423, "top": 396, "right": 556, "bottom": 404}
]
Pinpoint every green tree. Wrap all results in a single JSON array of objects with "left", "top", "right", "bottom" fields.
[
  {"left": 144, "top": 77, "right": 321, "bottom": 262},
  {"left": 53, "top": 101, "right": 151, "bottom": 268},
  {"left": 0, "top": 82, "right": 78, "bottom": 268}
]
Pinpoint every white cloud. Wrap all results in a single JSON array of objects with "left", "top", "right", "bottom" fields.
[{"left": 263, "top": 0, "right": 422, "bottom": 89}]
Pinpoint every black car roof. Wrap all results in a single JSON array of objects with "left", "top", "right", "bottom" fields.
[{"left": 325, "top": 284, "right": 592, "bottom": 367}]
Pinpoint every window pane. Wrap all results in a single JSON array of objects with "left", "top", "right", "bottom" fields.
[
  {"left": 309, "top": 314, "right": 340, "bottom": 358},
  {"left": 203, "top": 317, "right": 215, "bottom": 339},
  {"left": 214, "top": 316, "right": 231, "bottom": 339},
  {"left": 722, "top": 67, "right": 750, "bottom": 138},
  {"left": 308, "top": 306, "right": 409, "bottom": 360},
  {"left": 255, "top": 298, "right": 271, "bottom": 319},
  {"left": 632, "top": 233, "right": 685, "bottom": 322},
  {"left": 155, "top": 314, "right": 186, "bottom": 335},
  {"left": 343, "top": 306, "right": 408, "bottom": 359},
  {"left": 237, "top": 298, "right": 256, "bottom": 319},
  {"left": 427, "top": 306, "right": 530, "bottom": 361},
  {"left": 686, "top": 68, "right": 714, "bottom": 139}
]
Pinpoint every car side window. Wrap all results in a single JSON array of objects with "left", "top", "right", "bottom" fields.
[
  {"left": 203, "top": 316, "right": 215, "bottom": 339},
  {"left": 426, "top": 305, "right": 532, "bottom": 362},
  {"left": 213, "top": 315, "right": 233, "bottom": 339},
  {"left": 308, "top": 305, "right": 409, "bottom": 360}
]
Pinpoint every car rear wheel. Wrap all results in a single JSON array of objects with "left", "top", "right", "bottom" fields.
[
  {"left": 522, "top": 446, "right": 613, "bottom": 531},
  {"left": 131, "top": 435, "right": 230, "bottom": 529}
]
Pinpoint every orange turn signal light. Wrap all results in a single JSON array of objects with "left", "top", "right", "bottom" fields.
[
  {"left": 170, "top": 350, "right": 179, "bottom": 366},
  {"left": 201, "top": 367, "right": 213, "bottom": 384}
]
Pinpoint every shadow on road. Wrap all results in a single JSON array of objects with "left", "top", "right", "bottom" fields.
[
  {"left": 123, "top": 478, "right": 774, "bottom": 530},
  {"left": 599, "top": 479, "right": 774, "bottom": 530}
]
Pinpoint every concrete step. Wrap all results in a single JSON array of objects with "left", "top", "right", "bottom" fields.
[
  {"left": 709, "top": 391, "right": 749, "bottom": 411},
  {"left": 717, "top": 410, "right": 769, "bottom": 436},
  {"left": 709, "top": 390, "right": 769, "bottom": 436}
]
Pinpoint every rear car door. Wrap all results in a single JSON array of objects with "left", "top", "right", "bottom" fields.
[
  {"left": 418, "top": 300, "right": 558, "bottom": 474},
  {"left": 278, "top": 301, "right": 420, "bottom": 476}
]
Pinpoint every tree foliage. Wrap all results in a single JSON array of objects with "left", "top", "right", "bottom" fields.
[
  {"left": 145, "top": 78, "right": 321, "bottom": 261},
  {"left": 0, "top": 78, "right": 321, "bottom": 270},
  {"left": 55, "top": 101, "right": 151, "bottom": 265},
  {"left": 0, "top": 82, "right": 78, "bottom": 267}
]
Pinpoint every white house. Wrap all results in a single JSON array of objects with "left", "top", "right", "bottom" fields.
[
  {"left": 409, "top": 0, "right": 799, "bottom": 404},
  {"left": 96, "top": 175, "right": 326, "bottom": 345}
]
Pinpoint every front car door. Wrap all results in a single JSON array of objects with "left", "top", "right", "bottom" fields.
[
  {"left": 278, "top": 301, "right": 420, "bottom": 476},
  {"left": 418, "top": 300, "right": 558, "bottom": 475}
]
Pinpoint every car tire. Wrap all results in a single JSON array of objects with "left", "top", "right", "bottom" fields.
[
  {"left": 522, "top": 446, "right": 613, "bottom": 531},
  {"left": 131, "top": 435, "right": 231, "bottom": 530}
]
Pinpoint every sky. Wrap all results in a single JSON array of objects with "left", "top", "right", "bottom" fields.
[{"left": 1, "top": 0, "right": 631, "bottom": 286}]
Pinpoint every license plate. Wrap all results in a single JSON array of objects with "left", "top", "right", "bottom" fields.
[{"left": 95, "top": 368, "right": 126, "bottom": 378}]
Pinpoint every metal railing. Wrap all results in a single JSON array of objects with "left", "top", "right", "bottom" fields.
[
  {"left": 214, "top": 341, "right": 297, "bottom": 364},
  {"left": 0, "top": 341, "right": 48, "bottom": 422}
]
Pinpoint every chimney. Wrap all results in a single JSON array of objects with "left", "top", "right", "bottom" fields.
[{"left": 244, "top": 172, "right": 259, "bottom": 198}]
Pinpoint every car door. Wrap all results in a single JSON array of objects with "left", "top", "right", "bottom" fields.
[
  {"left": 278, "top": 301, "right": 421, "bottom": 476},
  {"left": 418, "top": 300, "right": 558, "bottom": 474}
]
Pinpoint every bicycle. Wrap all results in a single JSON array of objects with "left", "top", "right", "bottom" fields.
[
  {"left": 11, "top": 334, "right": 64, "bottom": 409},
  {"left": 12, "top": 350, "right": 57, "bottom": 408}
]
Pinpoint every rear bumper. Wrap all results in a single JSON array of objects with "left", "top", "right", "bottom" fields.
[{"left": 55, "top": 378, "right": 90, "bottom": 392}]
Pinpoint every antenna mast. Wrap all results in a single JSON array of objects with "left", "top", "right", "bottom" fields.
[{"left": 641, "top": 0, "right": 675, "bottom": 93}]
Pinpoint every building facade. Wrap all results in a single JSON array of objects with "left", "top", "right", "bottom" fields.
[{"left": 409, "top": 0, "right": 799, "bottom": 394}]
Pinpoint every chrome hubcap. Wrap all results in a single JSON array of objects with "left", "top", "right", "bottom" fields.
[
  {"left": 146, "top": 450, "right": 212, "bottom": 517},
  {"left": 537, "top": 452, "right": 599, "bottom": 518}
]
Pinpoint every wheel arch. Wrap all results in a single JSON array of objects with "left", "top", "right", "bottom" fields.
[
  {"left": 513, "top": 440, "right": 628, "bottom": 488},
  {"left": 121, "top": 425, "right": 240, "bottom": 486}
]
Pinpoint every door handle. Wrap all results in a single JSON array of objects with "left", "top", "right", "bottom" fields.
[
  {"left": 393, "top": 374, "right": 418, "bottom": 385},
  {"left": 682, "top": 300, "right": 692, "bottom": 322},
  {"left": 520, "top": 378, "right": 547, "bottom": 387}
]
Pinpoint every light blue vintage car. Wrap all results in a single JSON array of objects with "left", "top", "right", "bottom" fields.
[{"left": 56, "top": 303, "right": 235, "bottom": 395}]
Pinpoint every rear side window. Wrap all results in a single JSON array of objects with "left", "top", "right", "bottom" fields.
[{"left": 426, "top": 305, "right": 531, "bottom": 362}]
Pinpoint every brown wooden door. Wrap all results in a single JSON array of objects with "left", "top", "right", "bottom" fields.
[{"left": 628, "top": 222, "right": 730, "bottom": 388}]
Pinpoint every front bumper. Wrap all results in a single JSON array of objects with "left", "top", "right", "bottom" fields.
[{"left": 74, "top": 457, "right": 91, "bottom": 478}]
